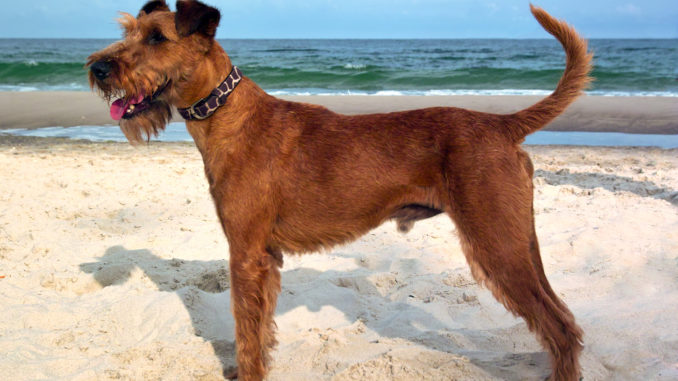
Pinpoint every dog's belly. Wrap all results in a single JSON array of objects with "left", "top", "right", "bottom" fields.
[{"left": 270, "top": 185, "right": 443, "bottom": 254}]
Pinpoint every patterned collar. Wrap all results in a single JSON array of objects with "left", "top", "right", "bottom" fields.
[{"left": 177, "top": 66, "right": 243, "bottom": 121}]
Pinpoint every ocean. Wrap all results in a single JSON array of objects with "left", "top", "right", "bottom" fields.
[{"left": 0, "top": 38, "right": 676, "bottom": 96}]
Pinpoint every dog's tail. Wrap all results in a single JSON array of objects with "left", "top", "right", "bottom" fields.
[{"left": 503, "top": 5, "right": 593, "bottom": 142}]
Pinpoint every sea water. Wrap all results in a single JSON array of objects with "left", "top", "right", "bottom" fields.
[
  {"left": 3, "top": 124, "right": 677, "bottom": 148},
  {"left": 0, "top": 38, "right": 676, "bottom": 96}
]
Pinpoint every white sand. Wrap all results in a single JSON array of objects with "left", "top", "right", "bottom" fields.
[{"left": 1, "top": 141, "right": 677, "bottom": 380}]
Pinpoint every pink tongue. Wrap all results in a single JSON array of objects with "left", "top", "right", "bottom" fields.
[
  {"left": 110, "top": 93, "right": 145, "bottom": 121},
  {"left": 110, "top": 99, "right": 127, "bottom": 121}
]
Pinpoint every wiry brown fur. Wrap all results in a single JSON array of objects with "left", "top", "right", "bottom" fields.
[{"left": 88, "top": 1, "right": 592, "bottom": 380}]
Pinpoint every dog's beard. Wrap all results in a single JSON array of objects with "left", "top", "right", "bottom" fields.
[
  {"left": 88, "top": 72, "right": 173, "bottom": 144},
  {"left": 119, "top": 101, "right": 172, "bottom": 144}
]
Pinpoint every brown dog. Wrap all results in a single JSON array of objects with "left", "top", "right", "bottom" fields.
[{"left": 88, "top": 1, "right": 592, "bottom": 380}]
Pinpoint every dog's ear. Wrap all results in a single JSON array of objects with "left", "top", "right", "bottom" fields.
[
  {"left": 138, "top": 0, "right": 170, "bottom": 17},
  {"left": 175, "top": 0, "right": 221, "bottom": 38}
]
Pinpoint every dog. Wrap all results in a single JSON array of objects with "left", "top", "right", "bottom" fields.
[{"left": 87, "top": 1, "right": 592, "bottom": 380}]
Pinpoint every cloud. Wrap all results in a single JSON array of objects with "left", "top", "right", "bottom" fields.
[
  {"left": 486, "top": 2, "right": 500, "bottom": 13},
  {"left": 616, "top": 4, "right": 642, "bottom": 15}
]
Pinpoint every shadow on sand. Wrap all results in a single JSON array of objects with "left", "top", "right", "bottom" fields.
[
  {"left": 81, "top": 245, "right": 550, "bottom": 380},
  {"left": 536, "top": 169, "right": 678, "bottom": 206}
]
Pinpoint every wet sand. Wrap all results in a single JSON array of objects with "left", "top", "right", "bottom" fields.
[{"left": 1, "top": 91, "right": 677, "bottom": 134}]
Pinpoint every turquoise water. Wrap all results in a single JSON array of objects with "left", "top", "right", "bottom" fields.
[
  {"left": 0, "top": 38, "right": 676, "bottom": 96},
  {"left": 3, "top": 124, "right": 677, "bottom": 148}
]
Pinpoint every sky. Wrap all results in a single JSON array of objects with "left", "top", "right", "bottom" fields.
[{"left": 0, "top": 0, "right": 676, "bottom": 39}]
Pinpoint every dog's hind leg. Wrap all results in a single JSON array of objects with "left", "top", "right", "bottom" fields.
[
  {"left": 521, "top": 151, "right": 577, "bottom": 321},
  {"left": 528, "top": 209, "right": 577, "bottom": 320},
  {"left": 446, "top": 159, "right": 582, "bottom": 381}
]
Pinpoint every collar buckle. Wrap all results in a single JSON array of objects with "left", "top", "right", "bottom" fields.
[{"left": 186, "top": 100, "right": 208, "bottom": 121}]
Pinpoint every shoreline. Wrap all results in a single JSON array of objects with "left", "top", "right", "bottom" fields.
[
  {"left": 1, "top": 91, "right": 677, "bottom": 134},
  {"left": 3, "top": 125, "right": 677, "bottom": 149}
]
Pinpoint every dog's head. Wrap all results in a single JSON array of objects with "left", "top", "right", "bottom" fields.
[{"left": 86, "top": 0, "right": 223, "bottom": 143}]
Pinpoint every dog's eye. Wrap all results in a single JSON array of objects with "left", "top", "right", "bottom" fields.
[{"left": 148, "top": 30, "right": 168, "bottom": 45}]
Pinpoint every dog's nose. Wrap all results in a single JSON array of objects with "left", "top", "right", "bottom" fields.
[{"left": 90, "top": 61, "right": 112, "bottom": 80}]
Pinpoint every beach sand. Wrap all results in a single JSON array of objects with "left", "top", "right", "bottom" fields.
[
  {"left": 0, "top": 94, "right": 677, "bottom": 380},
  {"left": 1, "top": 91, "right": 677, "bottom": 134}
]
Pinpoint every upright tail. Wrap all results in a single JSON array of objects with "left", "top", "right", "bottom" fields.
[{"left": 504, "top": 5, "right": 593, "bottom": 142}]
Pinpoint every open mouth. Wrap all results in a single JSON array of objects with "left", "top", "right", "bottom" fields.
[{"left": 110, "top": 81, "right": 170, "bottom": 121}]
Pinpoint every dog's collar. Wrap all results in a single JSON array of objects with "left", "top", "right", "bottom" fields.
[{"left": 177, "top": 66, "right": 243, "bottom": 121}]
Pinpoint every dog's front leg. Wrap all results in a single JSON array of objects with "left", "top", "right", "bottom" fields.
[{"left": 228, "top": 242, "right": 281, "bottom": 381}]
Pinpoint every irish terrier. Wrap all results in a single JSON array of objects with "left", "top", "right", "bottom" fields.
[{"left": 88, "top": 1, "right": 592, "bottom": 380}]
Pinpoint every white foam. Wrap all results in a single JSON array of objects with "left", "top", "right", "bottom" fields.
[
  {"left": 343, "top": 63, "right": 367, "bottom": 70},
  {"left": 268, "top": 89, "right": 678, "bottom": 97},
  {"left": 0, "top": 83, "right": 90, "bottom": 92},
  {"left": 0, "top": 86, "right": 675, "bottom": 97},
  {"left": 0, "top": 85, "right": 40, "bottom": 92}
]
